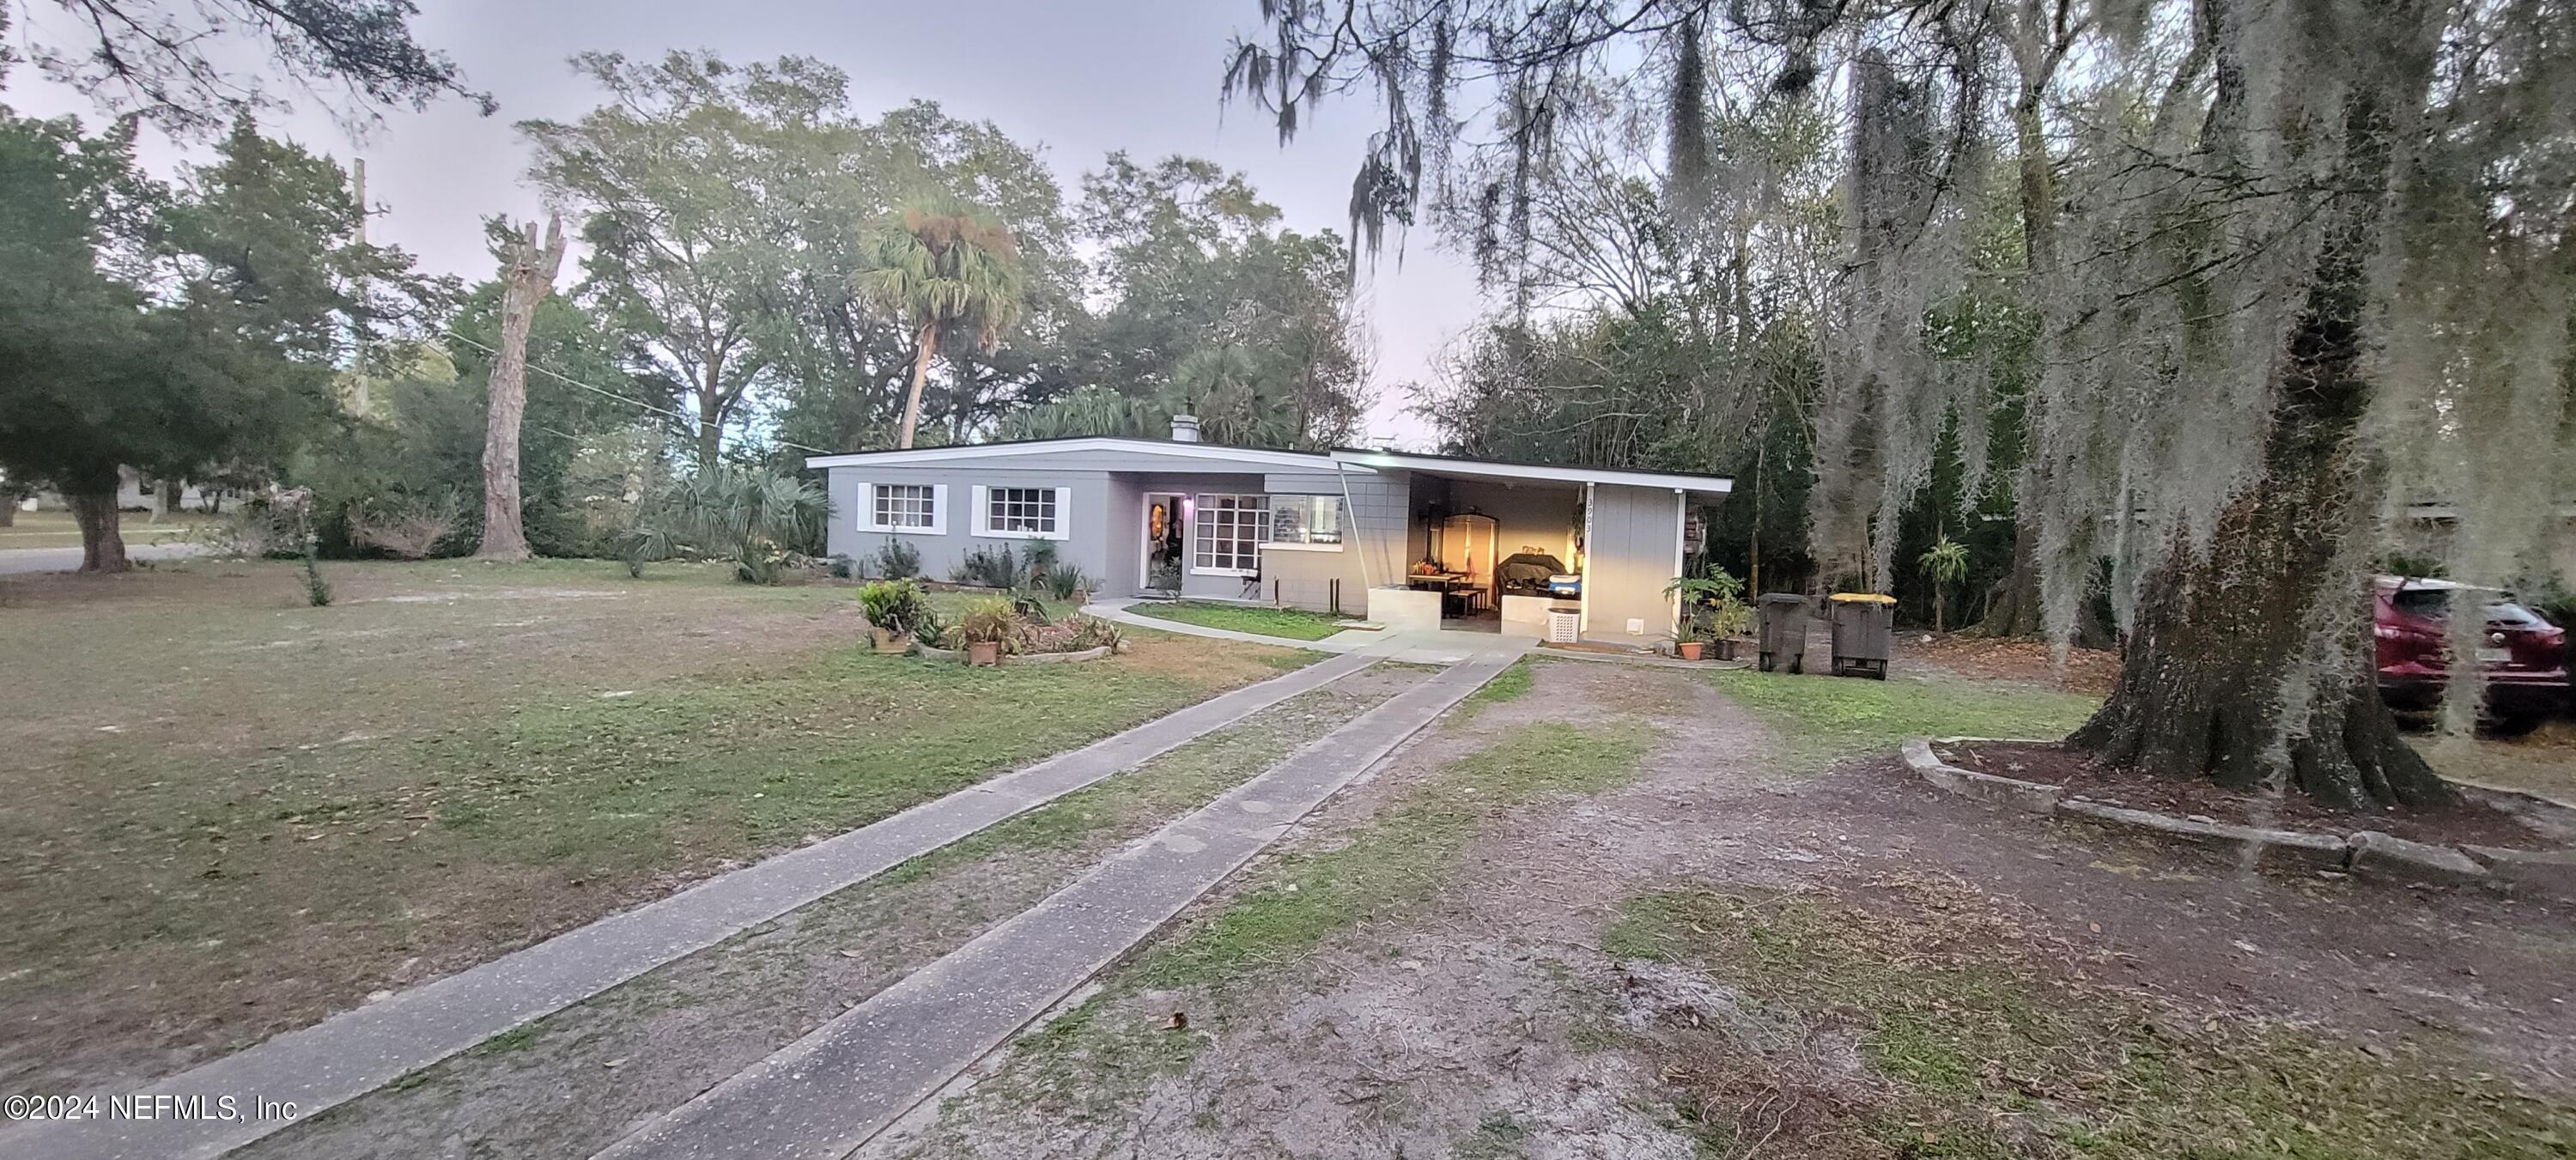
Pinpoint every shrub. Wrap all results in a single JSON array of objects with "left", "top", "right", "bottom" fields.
[
  {"left": 856, "top": 578, "right": 935, "bottom": 638},
  {"left": 1022, "top": 540, "right": 1059, "bottom": 586},
  {"left": 1045, "top": 564, "right": 1091, "bottom": 601},
  {"left": 874, "top": 537, "right": 921, "bottom": 580},
  {"left": 348, "top": 492, "right": 465, "bottom": 559},
  {"left": 623, "top": 466, "right": 828, "bottom": 585},
  {"left": 192, "top": 501, "right": 303, "bottom": 559},
  {"left": 1068, "top": 615, "right": 1122, "bottom": 652},
  {"left": 301, "top": 544, "right": 333, "bottom": 607},
  {"left": 949, "top": 597, "right": 1023, "bottom": 653},
  {"left": 952, "top": 543, "right": 1019, "bottom": 588},
  {"left": 1020, "top": 612, "right": 1126, "bottom": 655}
]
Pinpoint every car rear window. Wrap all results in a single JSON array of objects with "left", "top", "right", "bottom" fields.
[{"left": 2389, "top": 587, "right": 2548, "bottom": 627}]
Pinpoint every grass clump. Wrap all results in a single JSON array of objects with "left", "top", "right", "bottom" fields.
[
  {"left": 1135, "top": 721, "right": 1651, "bottom": 989},
  {"left": 1449, "top": 656, "right": 1538, "bottom": 726},
  {"left": 1601, "top": 884, "right": 2574, "bottom": 1158},
  {"left": 1706, "top": 668, "right": 2099, "bottom": 774},
  {"left": 1125, "top": 600, "right": 1352, "bottom": 641}
]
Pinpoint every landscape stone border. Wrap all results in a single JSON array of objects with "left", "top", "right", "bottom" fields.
[
  {"left": 914, "top": 643, "right": 1117, "bottom": 665},
  {"left": 1900, "top": 736, "right": 2576, "bottom": 896}
]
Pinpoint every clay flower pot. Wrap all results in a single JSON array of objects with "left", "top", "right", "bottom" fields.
[
  {"left": 1677, "top": 641, "right": 1705, "bottom": 661},
  {"left": 966, "top": 640, "right": 1002, "bottom": 666}
]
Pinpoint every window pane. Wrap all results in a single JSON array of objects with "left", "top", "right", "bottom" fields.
[
  {"left": 1192, "top": 494, "right": 1268, "bottom": 573},
  {"left": 987, "top": 487, "right": 1060, "bottom": 534},
  {"left": 1267, "top": 495, "right": 1341, "bottom": 545},
  {"left": 873, "top": 484, "right": 934, "bottom": 529}
]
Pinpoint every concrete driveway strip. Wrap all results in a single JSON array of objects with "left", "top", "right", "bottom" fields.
[
  {"left": 0, "top": 648, "right": 1379, "bottom": 1160},
  {"left": 589, "top": 651, "right": 1522, "bottom": 1160}
]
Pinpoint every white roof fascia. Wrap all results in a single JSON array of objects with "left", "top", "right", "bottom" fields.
[
  {"left": 1328, "top": 449, "right": 1732, "bottom": 495},
  {"left": 805, "top": 438, "right": 1365, "bottom": 474}
]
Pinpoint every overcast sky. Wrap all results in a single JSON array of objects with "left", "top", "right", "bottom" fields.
[{"left": 4, "top": 0, "right": 1481, "bottom": 448}]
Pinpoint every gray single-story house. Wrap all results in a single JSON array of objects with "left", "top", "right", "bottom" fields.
[{"left": 807, "top": 417, "right": 1734, "bottom": 647}]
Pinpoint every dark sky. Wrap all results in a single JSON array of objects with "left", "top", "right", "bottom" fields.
[{"left": 7, "top": 0, "right": 1480, "bottom": 446}]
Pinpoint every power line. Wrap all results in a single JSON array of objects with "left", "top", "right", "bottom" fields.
[{"left": 446, "top": 333, "right": 838, "bottom": 458}]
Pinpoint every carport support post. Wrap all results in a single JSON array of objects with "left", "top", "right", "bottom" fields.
[
  {"left": 1672, "top": 488, "right": 1687, "bottom": 640},
  {"left": 1334, "top": 460, "right": 1377, "bottom": 592}
]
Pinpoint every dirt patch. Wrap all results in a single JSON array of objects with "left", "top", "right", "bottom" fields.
[
  {"left": 880, "top": 665, "right": 2575, "bottom": 1157},
  {"left": 870, "top": 663, "right": 1795, "bottom": 1158},
  {"left": 1938, "top": 738, "right": 2569, "bottom": 850},
  {"left": 2418, "top": 720, "right": 2576, "bottom": 805},
  {"left": 1900, "top": 632, "right": 2122, "bottom": 695},
  {"left": 236, "top": 664, "right": 1428, "bottom": 1160}
]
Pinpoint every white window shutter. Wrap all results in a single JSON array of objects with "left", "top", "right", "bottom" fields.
[
  {"left": 1050, "top": 487, "right": 1072, "bottom": 540},
  {"left": 850, "top": 479, "right": 875, "bottom": 531},
  {"left": 969, "top": 485, "right": 990, "bottom": 537},
  {"left": 928, "top": 483, "right": 950, "bottom": 536}
]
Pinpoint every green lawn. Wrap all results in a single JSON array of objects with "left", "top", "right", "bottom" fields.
[
  {"left": 1605, "top": 885, "right": 2572, "bottom": 1157},
  {"left": 0, "top": 557, "right": 1309, "bottom": 1091},
  {"left": 0, "top": 507, "right": 210, "bottom": 550},
  {"left": 1124, "top": 599, "right": 1355, "bottom": 641},
  {"left": 1707, "top": 668, "right": 2101, "bottom": 774}
]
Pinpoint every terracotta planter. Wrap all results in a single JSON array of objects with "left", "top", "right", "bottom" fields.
[
  {"left": 1676, "top": 641, "right": 1705, "bottom": 661},
  {"left": 870, "top": 628, "right": 912, "bottom": 654},
  {"left": 966, "top": 640, "right": 1002, "bottom": 666}
]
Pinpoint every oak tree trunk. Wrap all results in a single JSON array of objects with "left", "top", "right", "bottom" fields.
[
  {"left": 477, "top": 216, "right": 566, "bottom": 561},
  {"left": 0, "top": 501, "right": 15, "bottom": 527},
  {"left": 896, "top": 323, "right": 938, "bottom": 449},
  {"left": 1976, "top": 519, "right": 2047, "bottom": 636},
  {"left": 70, "top": 484, "right": 129, "bottom": 574},
  {"left": 2072, "top": 25, "right": 2446, "bottom": 810}
]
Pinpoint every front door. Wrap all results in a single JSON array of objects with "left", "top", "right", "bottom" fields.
[{"left": 1141, "top": 492, "right": 1184, "bottom": 592}]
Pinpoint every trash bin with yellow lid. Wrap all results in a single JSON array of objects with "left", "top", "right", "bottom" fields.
[{"left": 1827, "top": 592, "right": 1896, "bottom": 680}]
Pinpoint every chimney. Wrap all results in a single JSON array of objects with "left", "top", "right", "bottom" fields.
[{"left": 1170, "top": 414, "right": 1201, "bottom": 443}]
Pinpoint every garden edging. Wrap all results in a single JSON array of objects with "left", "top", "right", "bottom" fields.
[
  {"left": 1899, "top": 736, "right": 2574, "bottom": 895},
  {"left": 914, "top": 643, "right": 1116, "bottom": 665}
]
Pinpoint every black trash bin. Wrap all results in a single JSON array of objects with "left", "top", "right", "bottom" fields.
[
  {"left": 1755, "top": 592, "right": 1810, "bottom": 673},
  {"left": 1828, "top": 592, "right": 1896, "bottom": 679}
]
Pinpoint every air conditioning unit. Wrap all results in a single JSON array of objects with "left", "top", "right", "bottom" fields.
[{"left": 1546, "top": 610, "right": 1581, "bottom": 644}]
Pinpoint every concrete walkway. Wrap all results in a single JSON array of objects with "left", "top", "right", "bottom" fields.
[
  {"left": 1089, "top": 598, "right": 1539, "bottom": 665},
  {"left": 589, "top": 651, "right": 1527, "bottom": 1160},
  {"left": 0, "top": 651, "right": 1386, "bottom": 1160},
  {"left": 0, "top": 541, "right": 204, "bottom": 575},
  {"left": 1085, "top": 597, "right": 1373, "bottom": 653}
]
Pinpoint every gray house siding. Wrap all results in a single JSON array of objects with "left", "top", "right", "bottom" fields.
[
  {"left": 1583, "top": 483, "right": 1686, "bottom": 646},
  {"left": 1256, "top": 468, "right": 1410, "bottom": 616},
  {"left": 825, "top": 460, "right": 1348, "bottom": 602},
  {"left": 825, "top": 465, "right": 1117, "bottom": 585},
  {"left": 811, "top": 440, "right": 1722, "bottom": 641}
]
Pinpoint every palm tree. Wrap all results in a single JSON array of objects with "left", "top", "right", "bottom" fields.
[
  {"left": 619, "top": 465, "right": 828, "bottom": 584},
  {"left": 1918, "top": 532, "right": 1971, "bottom": 634},
  {"left": 856, "top": 199, "right": 1025, "bottom": 448}
]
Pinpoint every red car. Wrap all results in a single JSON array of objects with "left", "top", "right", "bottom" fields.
[{"left": 2374, "top": 576, "right": 2569, "bottom": 723}]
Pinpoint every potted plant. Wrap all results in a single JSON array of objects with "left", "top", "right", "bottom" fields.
[
  {"left": 953, "top": 597, "right": 1020, "bottom": 666},
  {"left": 857, "top": 579, "right": 932, "bottom": 653},
  {"left": 1707, "top": 591, "right": 1754, "bottom": 660},
  {"left": 1664, "top": 565, "right": 1748, "bottom": 661}
]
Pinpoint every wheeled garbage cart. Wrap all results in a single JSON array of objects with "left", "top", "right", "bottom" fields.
[
  {"left": 1755, "top": 592, "right": 1810, "bottom": 673},
  {"left": 1828, "top": 592, "right": 1896, "bottom": 679}
]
